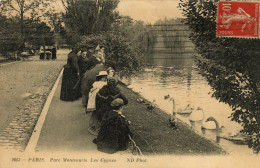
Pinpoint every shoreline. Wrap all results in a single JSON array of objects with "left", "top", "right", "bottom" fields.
[{"left": 118, "top": 82, "right": 226, "bottom": 155}]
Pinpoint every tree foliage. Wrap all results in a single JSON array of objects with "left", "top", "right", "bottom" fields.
[
  {"left": 0, "top": 15, "right": 21, "bottom": 56},
  {"left": 179, "top": 0, "right": 260, "bottom": 153},
  {"left": 0, "top": 0, "right": 55, "bottom": 51},
  {"left": 111, "top": 15, "right": 157, "bottom": 53},
  {"left": 77, "top": 32, "right": 144, "bottom": 77},
  {"left": 61, "top": 0, "right": 119, "bottom": 45}
]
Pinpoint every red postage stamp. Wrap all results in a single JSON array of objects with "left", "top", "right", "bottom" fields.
[{"left": 217, "top": 1, "right": 260, "bottom": 38}]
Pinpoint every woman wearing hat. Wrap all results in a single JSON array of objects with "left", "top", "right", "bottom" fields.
[
  {"left": 86, "top": 71, "right": 108, "bottom": 112},
  {"left": 87, "top": 71, "right": 108, "bottom": 135},
  {"left": 93, "top": 98, "right": 132, "bottom": 154}
]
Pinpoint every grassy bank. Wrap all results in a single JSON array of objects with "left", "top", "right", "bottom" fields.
[{"left": 118, "top": 83, "right": 225, "bottom": 155}]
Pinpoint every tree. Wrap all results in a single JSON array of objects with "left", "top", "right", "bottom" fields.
[
  {"left": 179, "top": 0, "right": 260, "bottom": 153},
  {"left": 61, "top": 0, "right": 119, "bottom": 45},
  {"left": 0, "top": 0, "right": 54, "bottom": 51},
  {"left": 0, "top": 15, "right": 21, "bottom": 56}
]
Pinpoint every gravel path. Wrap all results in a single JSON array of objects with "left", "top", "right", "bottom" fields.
[{"left": 0, "top": 49, "right": 68, "bottom": 151}]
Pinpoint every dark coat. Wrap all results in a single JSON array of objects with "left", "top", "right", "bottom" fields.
[
  {"left": 93, "top": 110, "right": 132, "bottom": 154},
  {"left": 60, "top": 52, "right": 80, "bottom": 101},
  {"left": 96, "top": 85, "right": 128, "bottom": 122},
  {"left": 80, "top": 64, "right": 107, "bottom": 105},
  {"left": 78, "top": 55, "right": 89, "bottom": 77},
  {"left": 86, "top": 55, "right": 100, "bottom": 70}
]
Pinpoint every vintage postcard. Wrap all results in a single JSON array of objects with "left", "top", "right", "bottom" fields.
[{"left": 0, "top": 0, "right": 259, "bottom": 168}]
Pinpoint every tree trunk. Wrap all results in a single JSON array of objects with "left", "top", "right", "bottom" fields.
[{"left": 20, "top": 9, "right": 25, "bottom": 53}]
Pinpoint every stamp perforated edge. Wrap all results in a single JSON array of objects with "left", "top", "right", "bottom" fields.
[{"left": 216, "top": 0, "right": 260, "bottom": 39}]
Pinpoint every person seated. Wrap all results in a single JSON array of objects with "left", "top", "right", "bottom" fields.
[
  {"left": 93, "top": 98, "right": 132, "bottom": 154},
  {"left": 87, "top": 71, "right": 108, "bottom": 135},
  {"left": 86, "top": 71, "right": 108, "bottom": 113},
  {"left": 95, "top": 77, "right": 128, "bottom": 125}
]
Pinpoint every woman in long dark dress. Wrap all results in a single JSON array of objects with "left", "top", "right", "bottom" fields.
[
  {"left": 60, "top": 49, "right": 80, "bottom": 101},
  {"left": 93, "top": 98, "right": 132, "bottom": 154},
  {"left": 96, "top": 77, "right": 128, "bottom": 124}
]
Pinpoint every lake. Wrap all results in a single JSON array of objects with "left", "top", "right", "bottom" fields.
[{"left": 122, "top": 51, "right": 254, "bottom": 155}]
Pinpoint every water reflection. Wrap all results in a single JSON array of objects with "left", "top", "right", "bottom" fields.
[{"left": 124, "top": 53, "right": 253, "bottom": 155}]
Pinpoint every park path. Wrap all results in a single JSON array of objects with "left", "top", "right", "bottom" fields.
[
  {"left": 0, "top": 49, "right": 67, "bottom": 151},
  {"left": 30, "top": 57, "right": 130, "bottom": 156},
  {"left": 34, "top": 78, "right": 98, "bottom": 153}
]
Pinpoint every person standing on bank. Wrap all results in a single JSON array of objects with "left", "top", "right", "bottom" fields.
[
  {"left": 95, "top": 45, "right": 105, "bottom": 64},
  {"left": 78, "top": 49, "right": 89, "bottom": 77},
  {"left": 60, "top": 48, "right": 81, "bottom": 101},
  {"left": 93, "top": 98, "right": 132, "bottom": 154},
  {"left": 80, "top": 45, "right": 106, "bottom": 107},
  {"left": 51, "top": 46, "right": 57, "bottom": 60}
]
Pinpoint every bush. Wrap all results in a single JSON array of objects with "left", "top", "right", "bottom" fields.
[{"left": 77, "top": 32, "right": 144, "bottom": 77}]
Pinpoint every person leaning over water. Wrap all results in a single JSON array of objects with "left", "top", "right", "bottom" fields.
[
  {"left": 60, "top": 48, "right": 81, "bottom": 101},
  {"left": 95, "top": 77, "right": 128, "bottom": 124},
  {"left": 93, "top": 98, "right": 132, "bottom": 154}
]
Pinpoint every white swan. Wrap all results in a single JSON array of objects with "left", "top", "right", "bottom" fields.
[
  {"left": 201, "top": 117, "right": 250, "bottom": 144},
  {"left": 169, "top": 97, "right": 194, "bottom": 115},
  {"left": 201, "top": 116, "right": 220, "bottom": 130},
  {"left": 189, "top": 107, "right": 204, "bottom": 121}
]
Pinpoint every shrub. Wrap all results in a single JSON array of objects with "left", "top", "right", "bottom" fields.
[{"left": 77, "top": 32, "right": 144, "bottom": 77}]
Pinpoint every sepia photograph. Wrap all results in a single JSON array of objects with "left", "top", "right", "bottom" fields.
[{"left": 0, "top": 0, "right": 259, "bottom": 167}]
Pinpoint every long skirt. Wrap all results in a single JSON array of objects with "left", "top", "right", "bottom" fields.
[
  {"left": 60, "top": 67, "right": 80, "bottom": 101},
  {"left": 88, "top": 111, "right": 101, "bottom": 135}
]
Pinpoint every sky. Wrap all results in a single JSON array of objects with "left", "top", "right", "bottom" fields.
[{"left": 116, "top": 0, "right": 183, "bottom": 24}]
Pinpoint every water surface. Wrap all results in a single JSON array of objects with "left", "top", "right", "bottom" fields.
[{"left": 123, "top": 52, "right": 253, "bottom": 155}]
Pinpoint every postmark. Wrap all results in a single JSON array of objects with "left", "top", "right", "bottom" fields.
[{"left": 217, "top": 1, "right": 260, "bottom": 38}]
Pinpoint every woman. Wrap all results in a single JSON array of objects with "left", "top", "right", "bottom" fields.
[
  {"left": 60, "top": 49, "right": 80, "bottom": 101},
  {"left": 87, "top": 71, "right": 108, "bottom": 136},
  {"left": 96, "top": 77, "right": 128, "bottom": 123},
  {"left": 78, "top": 49, "right": 89, "bottom": 77},
  {"left": 87, "top": 71, "right": 108, "bottom": 113},
  {"left": 93, "top": 98, "right": 132, "bottom": 154}
]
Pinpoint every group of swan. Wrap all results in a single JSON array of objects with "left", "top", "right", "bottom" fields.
[{"left": 166, "top": 96, "right": 250, "bottom": 143}]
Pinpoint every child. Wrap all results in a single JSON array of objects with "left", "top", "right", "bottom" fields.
[{"left": 93, "top": 98, "right": 132, "bottom": 154}]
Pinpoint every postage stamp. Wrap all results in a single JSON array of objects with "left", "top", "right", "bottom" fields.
[{"left": 217, "top": 1, "right": 260, "bottom": 38}]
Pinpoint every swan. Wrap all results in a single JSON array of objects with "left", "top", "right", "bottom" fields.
[
  {"left": 202, "top": 117, "right": 250, "bottom": 144},
  {"left": 189, "top": 107, "right": 204, "bottom": 121},
  {"left": 169, "top": 97, "right": 194, "bottom": 115},
  {"left": 201, "top": 116, "right": 220, "bottom": 130}
]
